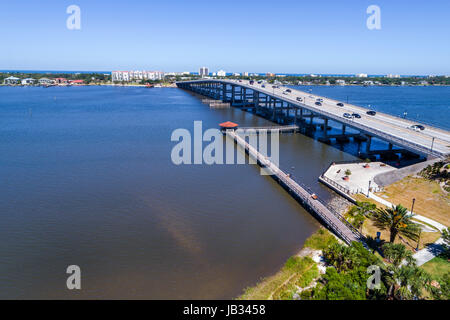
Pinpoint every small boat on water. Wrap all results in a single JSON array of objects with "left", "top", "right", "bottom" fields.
[{"left": 146, "top": 84, "right": 154, "bottom": 88}]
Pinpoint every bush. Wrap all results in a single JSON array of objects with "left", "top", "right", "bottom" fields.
[{"left": 304, "top": 229, "right": 338, "bottom": 250}]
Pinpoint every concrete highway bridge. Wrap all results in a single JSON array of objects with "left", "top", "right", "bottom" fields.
[{"left": 177, "top": 79, "right": 450, "bottom": 160}]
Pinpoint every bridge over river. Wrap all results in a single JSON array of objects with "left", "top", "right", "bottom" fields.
[{"left": 177, "top": 79, "right": 450, "bottom": 159}]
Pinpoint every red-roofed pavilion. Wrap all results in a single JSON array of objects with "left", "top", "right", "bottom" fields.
[{"left": 219, "top": 121, "right": 239, "bottom": 131}]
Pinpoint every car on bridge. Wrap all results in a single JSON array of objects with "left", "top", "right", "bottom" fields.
[
  {"left": 285, "top": 89, "right": 292, "bottom": 93},
  {"left": 315, "top": 102, "right": 322, "bottom": 106},
  {"left": 366, "top": 110, "right": 376, "bottom": 116},
  {"left": 261, "top": 84, "right": 265, "bottom": 88},
  {"left": 343, "top": 113, "right": 352, "bottom": 119},
  {"left": 337, "top": 102, "right": 344, "bottom": 107},
  {"left": 352, "top": 113, "right": 361, "bottom": 118},
  {"left": 296, "top": 97, "right": 303, "bottom": 102},
  {"left": 249, "top": 80, "right": 254, "bottom": 85},
  {"left": 410, "top": 124, "right": 425, "bottom": 131}
]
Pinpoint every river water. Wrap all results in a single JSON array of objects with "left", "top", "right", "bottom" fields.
[{"left": 0, "top": 85, "right": 447, "bottom": 299}]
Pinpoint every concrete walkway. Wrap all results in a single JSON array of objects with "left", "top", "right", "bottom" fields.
[{"left": 413, "top": 238, "right": 445, "bottom": 266}]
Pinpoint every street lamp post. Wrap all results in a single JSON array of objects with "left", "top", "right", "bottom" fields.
[
  {"left": 416, "top": 229, "right": 422, "bottom": 251},
  {"left": 367, "top": 180, "right": 371, "bottom": 197},
  {"left": 430, "top": 137, "right": 435, "bottom": 154},
  {"left": 411, "top": 198, "right": 415, "bottom": 215}
]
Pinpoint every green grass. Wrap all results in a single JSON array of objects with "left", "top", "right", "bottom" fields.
[
  {"left": 304, "top": 228, "right": 339, "bottom": 250},
  {"left": 420, "top": 255, "right": 450, "bottom": 279}
]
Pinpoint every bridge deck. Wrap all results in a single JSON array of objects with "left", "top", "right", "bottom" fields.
[
  {"left": 227, "top": 129, "right": 362, "bottom": 245},
  {"left": 178, "top": 79, "right": 450, "bottom": 158}
]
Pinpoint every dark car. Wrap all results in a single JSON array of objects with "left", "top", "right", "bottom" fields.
[
  {"left": 366, "top": 110, "right": 376, "bottom": 116},
  {"left": 352, "top": 113, "right": 361, "bottom": 118},
  {"left": 286, "top": 89, "right": 292, "bottom": 93},
  {"left": 315, "top": 102, "right": 322, "bottom": 106},
  {"left": 296, "top": 97, "right": 303, "bottom": 102},
  {"left": 337, "top": 102, "right": 344, "bottom": 107},
  {"left": 410, "top": 124, "right": 425, "bottom": 131},
  {"left": 261, "top": 84, "right": 265, "bottom": 88}
]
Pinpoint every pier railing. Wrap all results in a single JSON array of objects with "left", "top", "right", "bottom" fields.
[{"left": 227, "top": 130, "right": 364, "bottom": 245}]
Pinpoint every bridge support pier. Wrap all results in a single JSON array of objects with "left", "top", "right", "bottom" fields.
[{"left": 366, "top": 136, "right": 372, "bottom": 153}]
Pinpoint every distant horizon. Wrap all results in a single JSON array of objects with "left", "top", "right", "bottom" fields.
[{"left": 0, "top": 69, "right": 443, "bottom": 78}]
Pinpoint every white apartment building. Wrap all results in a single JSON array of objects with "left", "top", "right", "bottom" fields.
[
  {"left": 356, "top": 73, "right": 368, "bottom": 78},
  {"left": 385, "top": 74, "right": 400, "bottom": 78},
  {"left": 217, "top": 70, "right": 226, "bottom": 77},
  {"left": 199, "top": 67, "right": 209, "bottom": 77},
  {"left": 111, "top": 70, "right": 164, "bottom": 82}
]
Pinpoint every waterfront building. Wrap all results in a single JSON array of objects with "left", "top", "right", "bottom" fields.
[
  {"left": 54, "top": 78, "right": 68, "bottom": 84},
  {"left": 199, "top": 67, "right": 209, "bottom": 77},
  {"left": 69, "top": 80, "right": 84, "bottom": 85},
  {"left": 39, "top": 78, "right": 54, "bottom": 85},
  {"left": 3, "top": 76, "right": 20, "bottom": 85},
  {"left": 217, "top": 70, "right": 226, "bottom": 77},
  {"left": 266, "top": 73, "right": 275, "bottom": 77},
  {"left": 336, "top": 79, "right": 346, "bottom": 86},
  {"left": 356, "top": 73, "right": 368, "bottom": 78},
  {"left": 21, "top": 78, "right": 36, "bottom": 85}
]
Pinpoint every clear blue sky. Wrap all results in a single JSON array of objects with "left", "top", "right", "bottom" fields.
[{"left": 1, "top": 0, "right": 449, "bottom": 75}]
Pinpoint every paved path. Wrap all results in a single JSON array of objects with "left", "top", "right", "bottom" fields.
[{"left": 413, "top": 238, "right": 445, "bottom": 266}]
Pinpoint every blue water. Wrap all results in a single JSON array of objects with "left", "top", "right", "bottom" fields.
[{"left": 0, "top": 84, "right": 448, "bottom": 299}]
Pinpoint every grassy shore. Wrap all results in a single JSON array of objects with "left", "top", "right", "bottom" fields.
[
  {"left": 237, "top": 229, "right": 337, "bottom": 300},
  {"left": 353, "top": 193, "right": 442, "bottom": 251},
  {"left": 375, "top": 176, "right": 450, "bottom": 226}
]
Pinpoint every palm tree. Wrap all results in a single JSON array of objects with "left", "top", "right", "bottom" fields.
[
  {"left": 370, "top": 204, "right": 421, "bottom": 243},
  {"left": 385, "top": 264, "right": 431, "bottom": 300},
  {"left": 382, "top": 243, "right": 415, "bottom": 267}
]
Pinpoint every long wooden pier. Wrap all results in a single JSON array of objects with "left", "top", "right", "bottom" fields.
[
  {"left": 237, "top": 125, "right": 299, "bottom": 133},
  {"left": 227, "top": 129, "right": 364, "bottom": 245}
]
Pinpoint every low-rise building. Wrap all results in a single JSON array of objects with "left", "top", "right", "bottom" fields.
[
  {"left": 356, "top": 73, "right": 368, "bottom": 78},
  {"left": 4, "top": 76, "right": 20, "bottom": 85},
  {"left": 336, "top": 79, "right": 346, "bottom": 86},
  {"left": 39, "top": 78, "right": 54, "bottom": 85},
  {"left": 21, "top": 78, "right": 36, "bottom": 85},
  {"left": 217, "top": 70, "right": 226, "bottom": 77},
  {"left": 54, "top": 78, "right": 68, "bottom": 84},
  {"left": 69, "top": 79, "right": 84, "bottom": 85}
]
